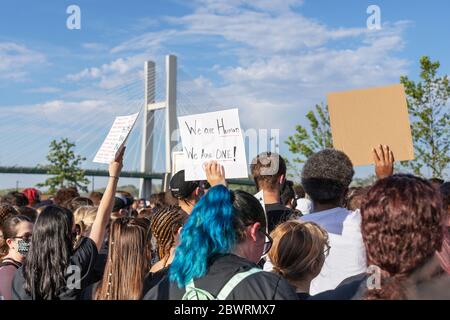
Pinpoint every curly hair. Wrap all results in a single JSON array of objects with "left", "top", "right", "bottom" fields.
[
  {"left": 441, "top": 182, "right": 450, "bottom": 210},
  {"left": 301, "top": 149, "right": 354, "bottom": 204},
  {"left": 361, "top": 175, "right": 445, "bottom": 300},
  {"left": 0, "top": 203, "right": 18, "bottom": 226}
]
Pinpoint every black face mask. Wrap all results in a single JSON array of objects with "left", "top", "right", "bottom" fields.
[{"left": 17, "top": 239, "right": 31, "bottom": 256}]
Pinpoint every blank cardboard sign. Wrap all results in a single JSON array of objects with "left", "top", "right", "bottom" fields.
[{"left": 327, "top": 84, "right": 414, "bottom": 166}]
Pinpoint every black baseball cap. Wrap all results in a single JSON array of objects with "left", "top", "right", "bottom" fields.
[
  {"left": 169, "top": 170, "right": 201, "bottom": 200},
  {"left": 113, "top": 193, "right": 133, "bottom": 212}
]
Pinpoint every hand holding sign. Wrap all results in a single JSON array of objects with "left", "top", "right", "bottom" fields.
[
  {"left": 108, "top": 146, "right": 125, "bottom": 181},
  {"left": 178, "top": 109, "right": 248, "bottom": 181},
  {"left": 94, "top": 112, "right": 139, "bottom": 164},
  {"left": 204, "top": 161, "right": 227, "bottom": 187}
]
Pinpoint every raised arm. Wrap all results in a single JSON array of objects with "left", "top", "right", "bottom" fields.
[
  {"left": 373, "top": 145, "right": 395, "bottom": 180},
  {"left": 89, "top": 147, "right": 125, "bottom": 251}
]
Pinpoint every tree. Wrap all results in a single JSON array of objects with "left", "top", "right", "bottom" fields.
[
  {"left": 285, "top": 103, "right": 333, "bottom": 166},
  {"left": 401, "top": 56, "right": 450, "bottom": 178},
  {"left": 37, "top": 138, "right": 89, "bottom": 194}
]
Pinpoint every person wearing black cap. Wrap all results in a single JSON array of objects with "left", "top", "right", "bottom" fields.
[
  {"left": 111, "top": 193, "right": 134, "bottom": 220},
  {"left": 169, "top": 170, "right": 208, "bottom": 215}
]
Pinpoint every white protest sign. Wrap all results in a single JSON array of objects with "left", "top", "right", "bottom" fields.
[
  {"left": 93, "top": 112, "right": 139, "bottom": 164},
  {"left": 178, "top": 108, "right": 248, "bottom": 181},
  {"left": 172, "top": 151, "right": 185, "bottom": 175}
]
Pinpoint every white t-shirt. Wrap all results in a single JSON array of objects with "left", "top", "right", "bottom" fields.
[
  {"left": 300, "top": 208, "right": 367, "bottom": 294},
  {"left": 296, "top": 198, "right": 313, "bottom": 215}
]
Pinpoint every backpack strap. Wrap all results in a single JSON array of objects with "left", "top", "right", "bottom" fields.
[
  {"left": 0, "top": 258, "right": 21, "bottom": 269},
  {"left": 216, "top": 268, "right": 262, "bottom": 300},
  {"left": 183, "top": 280, "right": 216, "bottom": 300}
]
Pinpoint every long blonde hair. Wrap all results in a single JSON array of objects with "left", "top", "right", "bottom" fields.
[
  {"left": 269, "top": 221, "right": 329, "bottom": 282},
  {"left": 95, "top": 217, "right": 151, "bottom": 300}
]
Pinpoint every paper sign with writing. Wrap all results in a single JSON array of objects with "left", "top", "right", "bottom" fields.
[
  {"left": 93, "top": 112, "right": 139, "bottom": 164},
  {"left": 172, "top": 151, "right": 185, "bottom": 175},
  {"left": 328, "top": 84, "right": 414, "bottom": 166},
  {"left": 178, "top": 108, "right": 248, "bottom": 181}
]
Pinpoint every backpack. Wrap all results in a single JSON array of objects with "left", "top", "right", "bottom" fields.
[{"left": 182, "top": 267, "right": 262, "bottom": 300}]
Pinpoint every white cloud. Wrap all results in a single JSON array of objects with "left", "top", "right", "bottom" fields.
[
  {"left": 25, "top": 86, "right": 61, "bottom": 94},
  {"left": 66, "top": 55, "right": 149, "bottom": 89},
  {"left": 166, "top": 3, "right": 367, "bottom": 55},
  {"left": 0, "top": 42, "right": 46, "bottom": 81},
  {"left": 110, "top": 30, "right": 177, "bottom": 54},
  {"left": 63, "top": 0, "right": 411, "bottom": 144}
]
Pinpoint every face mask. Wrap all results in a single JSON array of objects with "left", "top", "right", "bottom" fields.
[{"left": 16, "top": 239, "right": 31, "bottom": 256}]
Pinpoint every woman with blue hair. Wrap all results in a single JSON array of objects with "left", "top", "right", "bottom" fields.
[{"left": 143, "top": 161, "right": 297, "bottom": 300}]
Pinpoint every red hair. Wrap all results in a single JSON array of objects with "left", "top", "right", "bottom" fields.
[{"left": 361, "top": 175, "right": 445, "bottom": 299}]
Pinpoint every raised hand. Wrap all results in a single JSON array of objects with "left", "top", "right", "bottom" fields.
[
  {"left": 204, "top": 161, "right": 227, "bottom": 187},
  {"left": 109, "top": 146, "right": 125, "bottom": 179},
  {"left": 90, "top": 146, "right": 126, "bottom": 251},
  {"left": 373, "top": 145, "right": 395, "bottom": 179}
]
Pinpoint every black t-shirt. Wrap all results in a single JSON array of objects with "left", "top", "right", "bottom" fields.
[
  {"left": 143, "top": 254, "right": 298, "bottom": 300},
  {"left": 143, "top": 266, "right": 170, "bottom": 294},
  {"left": 265, "top": 204, "right": 294, "bottom": 233},
  {"left": 90, "top": 240, "right": 108, "bottom": 284},
  {"left": 297, "top": 292, "right": 311, "bottom": 300},
  {"left": 12, "top": 237, "right": 98, "bottom": 300}
]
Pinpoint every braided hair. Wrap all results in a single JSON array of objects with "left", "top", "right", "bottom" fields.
[{"left": 150, "top": 206, "right": 188, "bottom": 263}]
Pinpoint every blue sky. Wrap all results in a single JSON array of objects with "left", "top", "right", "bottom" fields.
[{"left": 1, "top": 0, "right": 450, "bottom": 190}]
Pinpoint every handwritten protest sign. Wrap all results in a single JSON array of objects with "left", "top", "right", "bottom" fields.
[
  {"left": 93, "top": 112, "right": 139, "bottom": 164},
  {"left": 178, "top": 109, "right": 248, "bottom": 181},
  {"left": 172, "top": 151, "right": 185, "bottom": 175},
  {"left": 328, "top": 84, "right": 414, "bottom": 166}
]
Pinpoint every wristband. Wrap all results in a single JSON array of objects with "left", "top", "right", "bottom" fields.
[{"left": 109, "top": 176, "right": 119, "bottom": 180}]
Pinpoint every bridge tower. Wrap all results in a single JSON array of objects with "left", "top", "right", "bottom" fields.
[{"left": 139, "top": 55, "right": 178, "bottom": 199}]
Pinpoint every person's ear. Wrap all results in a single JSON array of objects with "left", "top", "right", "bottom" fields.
[
  {"left": 6, "top": 238, "right": 15, "bottom": 249},
  {"left": 279, "top": 174, "right": 286, "bottom": 186},
  {"left": 119, "top": 208, "right": 127, "bottom": 217},
  {"left": 247, "top": 222, "right": 261, "bottom": 242}
]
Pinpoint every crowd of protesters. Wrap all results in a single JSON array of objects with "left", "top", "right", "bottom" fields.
[{"left": 0, "top": 144, "right": 449, "bottom": 300}]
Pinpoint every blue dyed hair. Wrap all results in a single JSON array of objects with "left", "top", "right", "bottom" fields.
[{"left": 169, "top": 185, "right": 266, "bottom": 288}]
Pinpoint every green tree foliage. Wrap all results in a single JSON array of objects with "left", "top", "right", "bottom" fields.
[
  {"left": 401, "top": 56, "right": 450, "bottom": 178},
  {"left": 37, "top": 138, "right": 89, "bottom": 194},
  {"left": 285, "top": 103, "right": 333, "bottom": 165}
]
